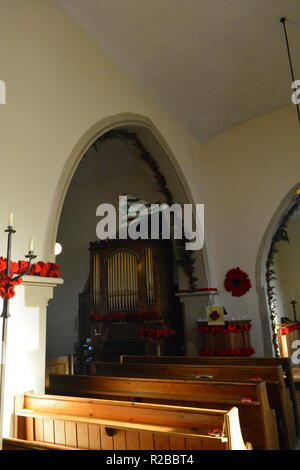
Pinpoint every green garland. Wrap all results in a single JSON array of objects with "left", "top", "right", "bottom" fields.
[
  {"left": 265, "top": 193, "right": 300, "bottom": 356},
  {"left": 91, "top": 128, "right": 198, "bottom": 290}
]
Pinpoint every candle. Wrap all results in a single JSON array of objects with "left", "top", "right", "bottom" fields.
[
  {"left": 8, "top": 212, "right": 13, "bottom": 227},
  {"left": 29, "top": 238, "right": 34, "bottom": 252}
]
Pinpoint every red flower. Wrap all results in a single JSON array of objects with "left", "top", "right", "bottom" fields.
[
  {"left": 37, "top": 262, "right": 49, "bottom": 277},
  {"left": 199, "top": 347, "right": 255, "bottom": 357},
  {"left": 47, "top": 263, "right": 61, "bottom": 278},
  {"left": 209, "top": 310, "right": 220, "bottom": 321},
  {"left": 29, "top": 263, "right": 42, "bottom": 275},
  {"left": 0, "top": 258, "right": 6, "bottom": 272},
  {"left": 198, "top": 322, "right": 251, "bottom": 333},
  {"left": 0, "top": 272, "right": 22, "bottom": 300},
  {"left": 10, "top": 261, "right": 19, "bottom": 275},
  {"left": 139, "top": 327, "right": 176, "bottom": 339},
  {"left": 224, "top": 267, "right": 252, "bottom": 297},
  {"left": 18, "top": 260, "right": 29, "bottom": 274}
]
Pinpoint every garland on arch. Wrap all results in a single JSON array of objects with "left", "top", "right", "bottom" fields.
[
  {"left": 92, "top": 128, "right": 198, "bottom": 290},
  {"left": 265, "top": 192, "right": 300, "bottom": 356}
]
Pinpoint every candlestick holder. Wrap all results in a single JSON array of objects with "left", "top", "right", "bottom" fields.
[
  {"left": 0, "top": 225, "right": 37, "bottom": 449},
  {"left": 290, "top": 299, "right": 298, "bottom": 323}
]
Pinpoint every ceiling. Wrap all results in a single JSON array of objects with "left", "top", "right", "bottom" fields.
[{"left": 55, "top": 0, "right": 300, "bottom": 141}]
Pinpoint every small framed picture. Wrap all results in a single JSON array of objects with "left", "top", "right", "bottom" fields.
[{"left": 206, "top": 306, "right": 225, "bottom": 325}]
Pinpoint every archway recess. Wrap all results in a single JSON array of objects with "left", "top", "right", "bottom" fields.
[
  {"left": 256, "top": 184, "right": 300, "bottom": 356},
  {"left": 46, "top": 115, "right": 209, "bottom": 358}
]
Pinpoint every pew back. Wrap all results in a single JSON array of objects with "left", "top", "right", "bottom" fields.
[
  {"left": 3, "top": 437, "right": 79, "bottom": 450},
  {"left": 48, "top": 374, "right": 279, "bottom": 449},
  {"left": 88, "top": 361, "right": 296, "bottom": 449},
  {"left": 45, "top": 355, "right": 74, "bottom": 390},
  {"left": 121, "top": 355, "right": 299, "bottom": 433},
  {"left": 14, "top": 392, "right": 249, "bottom": 450}
]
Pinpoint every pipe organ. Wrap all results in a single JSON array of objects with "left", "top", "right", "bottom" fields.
[{"left": 78, "top": 238, "right": 183, "bottom": 362}]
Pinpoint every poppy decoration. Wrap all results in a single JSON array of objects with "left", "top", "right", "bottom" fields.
[
  {"left": 209, "top": 310, "right": 220, "bottom": 321},
  {"left": 224, "top": 267, "right": 252, "bottom": 297},
  {"left": 208, "top": 429, "right": 223, "bottom": 437}
]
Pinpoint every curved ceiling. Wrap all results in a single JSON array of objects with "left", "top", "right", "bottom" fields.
[{"left": 55, "top": 0, "right": 300, "bottom": 141}]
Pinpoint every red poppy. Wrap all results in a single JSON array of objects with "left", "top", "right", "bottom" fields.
[
  {"left": 0, "top": 272, "right": 22, "bottom": 300},
  {"left": 18, "top": 260, "right": 29, "bottom": 274},
  {"left": 208, "top": 429, "right": 223, "bottom": 437},
  {"left": 209, "top": 310, "right": 220, "bottom": 321},
  {"left": 0, "top": 257, "right": 6, "bottom": 272},
  {"left": 29, "top": 263, "right": 42, "bottom": 275},
  {"left": 224, "top": 267, "right": 252, "bottom": 297},
  {"left": 199, "top": 347, "right": 255, "bottom": 357}
]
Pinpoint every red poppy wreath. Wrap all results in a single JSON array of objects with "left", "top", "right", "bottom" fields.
[{"left": 224, "top": 267, "right": 252, "bottom": 297}]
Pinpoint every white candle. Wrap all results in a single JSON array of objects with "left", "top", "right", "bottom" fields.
[
  {"left": 29, "top": 238, "right": 34, "bottom": 252},
  {"left": 8, "top": 212, "right": 13, "bottom": 227}
]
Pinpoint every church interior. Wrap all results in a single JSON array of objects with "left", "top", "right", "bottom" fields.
[{"left": 1, "top": 0, "right": 300, "bottom": 452}]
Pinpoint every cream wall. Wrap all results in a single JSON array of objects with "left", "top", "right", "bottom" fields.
[
  {"left": 0, "top": 0, "right": 206, "bottom": 263},
  {"left": 203, "top": 105, "right": 300, "bottom": 354}
]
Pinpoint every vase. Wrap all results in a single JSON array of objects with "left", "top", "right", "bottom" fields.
[{"left": 156, "top": 341, "right": 161, "bottom": 356}]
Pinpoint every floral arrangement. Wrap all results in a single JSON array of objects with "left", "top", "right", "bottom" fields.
[
  {"left": 90, "top": 311, "right": 161, "bottom": 322},
  {"left": 0, "top": 258, "right": 60, "bottom": 300},
  {"left": 197, "top": 322, "right": 252, "bottom": 333},
  {"left": 198, "top": 347, "right": 255, "bottom": 357},
  {"left": 139, "top": 327, "right": 176, "bottom": 340},
  {"left": 279, "top": 323, "right": 300, "bottom": 336},
  {"left": 224, "top": 267, "right": 252, "bottom": 297}
]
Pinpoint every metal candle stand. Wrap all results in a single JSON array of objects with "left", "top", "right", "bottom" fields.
[{"left": 0, "top": 225, "right": 36, "bottom": 449}]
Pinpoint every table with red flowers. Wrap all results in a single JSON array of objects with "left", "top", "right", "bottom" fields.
[{"left": 197, "top": 320, "right": 255, "bottom": 357}]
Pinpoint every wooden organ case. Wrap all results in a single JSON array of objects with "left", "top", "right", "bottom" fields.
[{"left": 78, "top": 238, "right": 183, "bottom": 362}]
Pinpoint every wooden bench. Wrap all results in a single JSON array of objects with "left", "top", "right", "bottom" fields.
[
  {"left": 13, "top": 392, "right": 250, "bottom": 450},
  {"left": 3, "top": 437, "right": 79, "bottom": 450},
  {"left": 121, "top": 355, "right": 299, "bottom": 433},
  {"left": 45, "top": 355, "right": 74, "bottom": 390},
  {"left": 48, "top": 374, "right": 279, "bottom": 449},
  {"left": 88, "top": 361, "right": 296, "bottom": 449}
]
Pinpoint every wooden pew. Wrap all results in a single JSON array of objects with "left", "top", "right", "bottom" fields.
[
  {"left": 48, "top": 374, "right": 279, "bottom": 449},
  {"left": 45, "top": 355, "right": 74, "bottom": 390},
  {"left": 13, "top": 392, "right": 251, "bottom": 450},
  {"left": 121, "top": 355, "right": 299, "bottom": 433},
  {"left": 88, "top": 361, "right": 296, "bottom": 449},
  {"left": 3, "top": 437, "right": 79, "bottom": 450}
]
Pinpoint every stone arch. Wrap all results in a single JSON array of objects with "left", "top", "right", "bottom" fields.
[
  {"left": 45, "top": 112, "right": 210, "bottom": 288},
  {"left": 256, "top": 183, "right": 300, "bottom": 355}
]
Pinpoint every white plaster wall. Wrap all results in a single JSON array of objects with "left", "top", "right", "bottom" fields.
[
  {"left": 203, "top": 106, "right": 300, "bottom": 355},
  {"left": 0, "top": 0, "right": 206, "bottom": 263}
]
